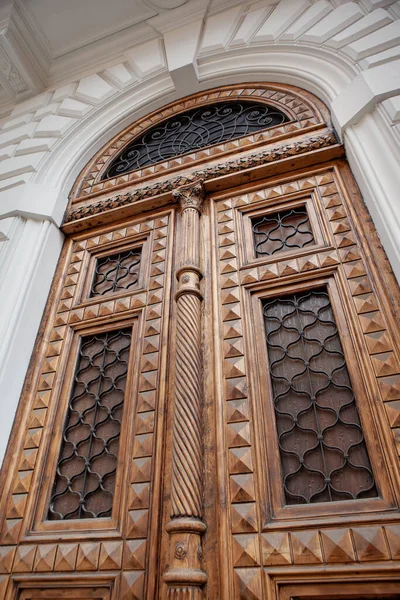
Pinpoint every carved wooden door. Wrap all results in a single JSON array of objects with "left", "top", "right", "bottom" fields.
[
  {"left": 1, "top": 84, "right": 400, "bottom": 600},
  {"left": 202, "top": 160, "right": 400, "bottom": 599}
]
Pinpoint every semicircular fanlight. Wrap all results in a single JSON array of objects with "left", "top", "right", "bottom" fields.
[{"left": 102, "top": 100, "right": 289, "bottom": 180}]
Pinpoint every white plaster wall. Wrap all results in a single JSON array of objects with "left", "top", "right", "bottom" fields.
[{"left": 0, "top": 0, "right": 400, "bottom": 466}]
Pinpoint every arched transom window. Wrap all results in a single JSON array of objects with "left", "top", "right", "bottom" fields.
[{"left": 103, "top": 100, "right": 288, "bottom": 179}]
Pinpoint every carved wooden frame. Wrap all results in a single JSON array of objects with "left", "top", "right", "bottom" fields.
[
  {"left": 6, "top": 573, "right": 118, "bottom": 600},
  {"left": 236, "top": 193, "right": 328, "bottom": 269},
  {"left": 70, "top": 83, "right": 329, "bottom": 201},
  {"left": 64, "top": 131, "right": 340, "bottom": 231},
  {"left": 79, "top": 234, "right": 150, "bottom": 304},
  {"left": 0, "top": 208, "right": 175, "bottom": 600},
  {"left": 249, "top": 273, "right": 395, "bottom": 526},
  {"left": 209, "top": 159, "right": 400, "bottom": 598},
  {"left": 30, "top": 315, "right": 140, "bottom": 536},
  {"left": 1, "top": 82, "right": 400, "bottom": 600},
  {"left": 264, "top": 567, "right": 400, "bottom": 600}
]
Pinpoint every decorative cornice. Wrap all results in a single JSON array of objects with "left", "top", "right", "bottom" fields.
[
  {"left": 0, "top": 2, "right": 47, "bottom": 100},
  {"left": 64, "top": 131, "right": 337, "bottom": 224},
  {"left": 173, "top": 179, "right": 205, "bottom": 212}
]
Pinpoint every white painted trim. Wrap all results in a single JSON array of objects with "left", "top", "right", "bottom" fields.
[
  {"left": 331, "top": 59, "right": 400, "bottom": 132},
  {"left": 0, "top": 219, "right": 63, "bottom": 463},
  {"left": 344, "top": 109, "right": 400, "bottom": 279}
]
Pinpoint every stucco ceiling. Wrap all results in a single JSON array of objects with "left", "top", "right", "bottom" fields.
[
  {"left": 0, "top": 0, "right": 265, "bottom": 111},
  {"left": 0, "top": 0, "right": 204, "bottom": 109},
  {"left": 21, "top": 0, "right": 189, "bottom": 58}
]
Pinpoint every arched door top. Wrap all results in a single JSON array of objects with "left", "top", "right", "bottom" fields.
[{"left": 70, "top": 83, "right": 330, "bottom": 201}]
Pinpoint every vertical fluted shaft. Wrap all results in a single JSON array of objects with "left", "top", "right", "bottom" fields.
[
  {"left": 164, "top": 180, "right": 207, "bottom": 598},
  {"left": 181, "top": 207, "right": 200, "bottom": 268}
]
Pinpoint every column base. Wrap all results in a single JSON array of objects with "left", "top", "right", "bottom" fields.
[{"left": 164, "top": 518, "right": 207, "bottom": 596}]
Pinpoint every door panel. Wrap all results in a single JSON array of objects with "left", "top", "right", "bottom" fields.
[
  {"left": 0, "top": 209, "right": 174, "bottom": 599},
  {"left": 210, "top": 161, "right": 400, "bottom": 598}
]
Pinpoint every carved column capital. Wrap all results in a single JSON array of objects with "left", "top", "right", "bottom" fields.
[{"left": 173, "top": 179, "right": 205, "bottom": 213}]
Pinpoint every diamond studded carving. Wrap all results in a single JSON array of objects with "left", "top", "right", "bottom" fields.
[
  {"left": 54, "top": 544, "right": 78, "bottom": 571},
  {"left": 76, "top": 543, "right": 100, "bottom": 570},
  {"left": 0, "top": 546, "right": 16, "bottom": 574},
  {"left": 234, "top": 567, "right": 263, "bottom": 600},
  {"left": 33, "top": 544, "right": 57, "bottom": 572},
  {"left": 231, "top": 503, "right": 257, "bottom": 533},
  {"left": 99, "top": 541, "right": 123, "bottom": 570},
  {"left": 320, "top": 529, "right": 355, "bottom": 563},
  {"left": 232, "top": 534, "right": 260, "bottom": 567},
  {"left": 291, "top": 531, "right": 323, "bottom": 564},
  {"left": 261, "top": 533, "right": 291, "bottom": 566},
  {"left": 12, "top": 546, "right": 36, "bottom": 572},
  {"left": 352, "top": 527, "right": 390, "bottom": 561}
]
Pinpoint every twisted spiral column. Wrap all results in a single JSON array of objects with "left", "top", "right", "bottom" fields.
[
  {"left": 164, "top": 180, "right": 207, "bottom": 598},
  {"left": 171, "top": 292, "right": 202, "bottom": 517}
]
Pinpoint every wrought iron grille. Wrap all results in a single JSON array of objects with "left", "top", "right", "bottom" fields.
[
  {"left": 103, "top": 100, "right": 288, "bottom": 179},
  {"left": 48, "top": 328, "right": 132, "bottom": 520},
  {"left": 263, "top": 289, "right": 377, "bottom": 504},
  {"left": 252, "top": 207, "right": 314, "bottom": 257},
  {"left": 90, "top": 248, "right": 141, "bottom": 297}
]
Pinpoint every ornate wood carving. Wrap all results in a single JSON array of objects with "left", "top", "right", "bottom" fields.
[
  {"left": 1, "top": 83, "right": 400, "bottom": 600},
  {"left": 163, "top": 181, "right": 207, "bottom": 598},
  {"left": 213, "top": 162, "right": 400, "bottom": 598},
  {"left": 64, "top": 131, "right": 337, "bottom": 226},
  {"left": 0, "top": 212, "right": 173, "bottom": 599},
  {"left": 71, "top": 83, "right": 328, "bottom": 200}
]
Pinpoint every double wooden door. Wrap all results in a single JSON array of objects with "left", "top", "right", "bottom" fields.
[{"left": 1, "top": 159, "right": 400, "bottom": 599}]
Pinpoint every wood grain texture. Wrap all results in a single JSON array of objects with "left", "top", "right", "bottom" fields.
[
  {"left": 1, "top": 83, "right": 400, "bottom": 600},
  {"left": 164, "top": 181, "right": 207, "bottom": 597}
]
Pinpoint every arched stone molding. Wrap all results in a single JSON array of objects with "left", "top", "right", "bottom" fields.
[{"left": 0, "top": 0, "right": 400, "bottom": 467}]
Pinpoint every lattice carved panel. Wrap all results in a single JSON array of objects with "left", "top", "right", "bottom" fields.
[
  {"left": 252, "top": 206, "right": 314, "bottom": 257},
  {"left": 49, "top": 328, "right": 133, "bottom": 520},
  {"left": 263, "top": 289, "right": 376, "bottom": 505},
  {"left": 90, "top": 248, "right": 142, "bottom": 297}
]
